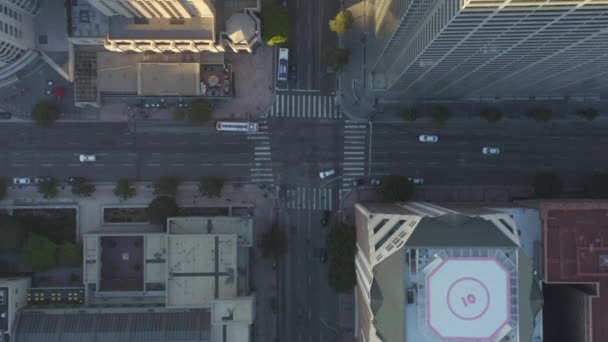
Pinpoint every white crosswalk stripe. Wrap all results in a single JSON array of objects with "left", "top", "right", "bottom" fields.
[
  {"left": 248, "top": 121, "right": 274, "bottom": 183},
  {"left": 285, "top": 187, "right": 334, "bottom": 210},
  {"left": 268, "top": 94, "right": 341, "bottom": 119},
  {"left": 342, "top": 120, "right": 368, "bottom": 191}
]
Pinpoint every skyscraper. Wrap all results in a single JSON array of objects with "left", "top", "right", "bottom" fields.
[
  {"left": 0, "top": 0, "right": 39, "bottom": 85},
  {"left": 367, "top": 0, "right": 608, "bottom": 99}
]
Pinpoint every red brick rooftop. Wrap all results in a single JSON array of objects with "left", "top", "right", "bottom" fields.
[{"left": 541, "top": 201, "right": 608, "bottom": 342}]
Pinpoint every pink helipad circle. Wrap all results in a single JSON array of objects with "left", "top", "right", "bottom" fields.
[{"left": 446, "top": 277, "right": 491, "bottom": 320}]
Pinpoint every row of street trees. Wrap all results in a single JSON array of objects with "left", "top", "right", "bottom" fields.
[{"left": 401, "top": 106, "right": 601, "bottom": 124}]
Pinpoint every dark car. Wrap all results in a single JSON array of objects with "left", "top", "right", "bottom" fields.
[
  {"left": 320, "top": 248, "right": 327, "bottom": 263},
  {"left": 67, "top": 177, "right": 86, "bottom": 185},
  {"left": 352, "top": 178, "right": 365, "bottom": 187},
  {"left": 321, "top": 210, "right": 331, "bottom": 226},
  {"left": 290, "top": 64, "right": 297, "bottom": 81},
  {"left": 0, "top": 111, "right": 12, "bottom": 119}
]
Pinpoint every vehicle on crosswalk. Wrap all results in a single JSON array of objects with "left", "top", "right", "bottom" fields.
[
  {"left": 352, "top": 179, "right": 365, "bottom": 187},
  {"left": 319, "top": 169, "right": 336, "bottom": 179},
  {"left": 216, "top": 121, "right": 258, "bottom": 132},
  {"left": 409, "top": 177, "right": 424, "bottom": 185},
  {"left": 13, "top": 178, "right": 30, "bottom": 185},
  {"left": 419, "top": 135, "right": 438, "bottom": 143},
  {"left": 370, "top": 178, "right": 381, "bottom": 186},
  {"left": 482, "top": 147, "right": 500, "bottom": 155}
]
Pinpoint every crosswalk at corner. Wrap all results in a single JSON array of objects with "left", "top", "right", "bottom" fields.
[
  {"left": 248, "top": 121, "right": 274, "bottom": 183},
  {"left": 341, "top": 120, "right": 369, "bottom": 193},
  {"left": 285, "top": 186, "right": 334, "bottom": 210},
  {"left": 267, "top": 93, "right": 341, "bottom": 119}
]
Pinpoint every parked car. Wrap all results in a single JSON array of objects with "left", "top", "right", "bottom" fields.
[
  {"left": 319, "top": 169, "right": 335, "bottom": 179},
  {"left": 482, "top": 147, "right": 500, "bottom": 155},
  {"left": 34, "top": 177, "right": 52, "bottom": 184},
  {"left": 370, "top": 178, "right": 381, "bottom": 186},
  {"left": 0, "top": 111, "right": 12, "bottom": 119},
  {"left": 320, "top": 248, "right": 327, "bottom": 263},
  {"left": 419, "top": 135, "right": 438, "bottom": 143},
  {"left": 408, "top": 177, "right": 424, "bottom": 185},
  {"left": 79, "top": 154, "right": 96, "bottom": 162},
  {"left": 13, "top": 178, "right": 30, "bottom": 185},
  {"left": 321, "top": 210, "right": 331, "bottom": 226},
  {"left": 67, "top": 177, "right": 86, "bottom": 185}
]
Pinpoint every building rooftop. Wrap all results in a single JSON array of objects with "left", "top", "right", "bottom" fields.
[
  {"left": 137, "top": 63, "right": 201, "bottom": 96},
  {"left": 109, "top": 16, "right": 214, "bottom": 40},
  {"left": 542, "top": 201, "right": 608, "bottom": 342},
  {"left": 168, "top": 216, "right": 253, "bottom": 247},
  {"left": 70, "top": 1, "right": 108, "bottom": 38}
]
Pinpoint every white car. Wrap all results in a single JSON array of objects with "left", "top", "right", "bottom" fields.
[
  {"left": 419, "top": 135, "right": 438, "bottom": 143},
  {"left": 13, "top": 178, "right": 30, "bottom": 185},
  {"left": 408, "top": 177, "right": 424, "bottom": 185},
  {"left": 79, "top": 154, "right": 96, "bottom": 162},
  {"left": 319, "top": 169, "right": 336, "bottom": 179},
  {"left": 482, "top": 147, "right": 500, "bottom": 155}
]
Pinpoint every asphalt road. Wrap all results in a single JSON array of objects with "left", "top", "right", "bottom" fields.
[{"left": 0, "top": 122, "right": 264, "bottom": 182}]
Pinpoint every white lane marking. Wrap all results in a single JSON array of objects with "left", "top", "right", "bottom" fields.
[
  {"left": 172, "top": 163, "right": 185, "bottom": 166},
  {"left": 148, "top": 164, "right": 161, "bottom": 166},
  {"left": 223, "top": 163, "right": 251, "bottom": 166}
]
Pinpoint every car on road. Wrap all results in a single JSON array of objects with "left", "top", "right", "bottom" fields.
[
  {"left": 13, "top": 178, "right": 30, "bottom": 185},
  {"left": 319, "top": 169, "right": 335, "bottom": 179},
  {"left": 352, "top": 178, "right": 365, "bottom": 187},
  {"left": 370, "top": 178, "right": 381, "bottom": 186},
  {"left": 321, "top": 210, "right": 331, "bottom": 226},
  {"left": 419, "top": 135, "right": 438, "bottom": 143},
  {"left": 482, "top": 147, "right": 500, "bottom": 155},
  {"left": 408, "top": 177, "right": 424, "bottom": 185},
  {"left": 34, "top": 177, "right": 52, "bottom": 184},
  {"left": 67, "top": 177, "right": 85, "bottom": 185},
  {"left": 0, "top": 111, "right": 12, "bottom": 119},
  {"left": 290, "top": 64, "right": 296, "bottom": 81},
  {"left": 320, "top": 248, "right": 327, "bottom": 263},
  {"left": 79, "top": 154, "right": 96, "bottom": 162}
]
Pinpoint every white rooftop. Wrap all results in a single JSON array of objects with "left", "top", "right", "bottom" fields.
[{"left": 425, "top": 257, "right": 512, "bottom": 341}]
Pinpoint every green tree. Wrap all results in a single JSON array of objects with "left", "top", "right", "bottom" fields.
[
  {"left": 173, "top": 107, "right": 186, "bottom": 120},
  {"left": 32, "top": 100, "right": 61, "bottom": 126},
  {"left": 326, "top": 47, "right": 350, "bottom": 73},
  {"left": 0, "top": 177, "right": 7, "bottom": 201},
  {"left": 480, "top": 106, "right": 503, "bottom": 123},
  {"left": 401, "top": 107, "right": 419, "bottom": 122},
  {"left": 114, "top": 179, "right": 136, "bottom": 200},
  {"left": 380, "top": 175, "right": 415, "bottom": 202},
  {"left": 23, "top": 233, "right": 56, "bottom": 272},
  {"left": 153, "top": 176, "right": 180, "bottom": 197},
  {"left": 326, "top": 223, "right": 356, "bottom": 293},
  {"left": 262, "top": 4, "right": 289, "bottom": 45},
  {"left": 431, "top": 106, "right": 452, "bottom": 125},
  {"left": 533, "top": 172, "right": 563, "bottom": 198},
  {"left": 37, "top": 178, "right": 59, "bottom": 199},
  {"left": 55, "top": 242, "right": 82, "bottom": 266},
  {"left": 182, "top": 100, "right": 212, "bottom": 125},
  {"left": 582, "top": 173, "right": 608, "bottom": 198},
  {"left": 148, "top": 196, "right": 179, "bottom": 225},
  {"left": 259, "top": 224, "right": 288, "bottom": 260},
  {"left": 0, "top": 215, "right": 26, "bottom": 253},
  {"left": 527, "top": 107, "right": 552, "bottom": 123},
  {"left": 199, "top": 177, "right": 224, "bottom": 197},
  {"left": 329, "top": 10, "right": 354, "bottom": 36},
  {"left": 577, "top": 107, "right": 599, "bottom": 121},
  {"left": 71, "top": 178, "right": 95, "bottom": 197}
]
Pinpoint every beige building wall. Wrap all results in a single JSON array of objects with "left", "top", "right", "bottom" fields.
[
  {"left": 87, "top": 0, "right": 214, "bottom": 19},
  {"left": 0, "top": 0, "right": 37, "bottom": 68}
]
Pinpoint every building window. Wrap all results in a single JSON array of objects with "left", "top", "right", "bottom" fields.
[{"left": 374, "top": 220, "right": 405, "bottom": 251}]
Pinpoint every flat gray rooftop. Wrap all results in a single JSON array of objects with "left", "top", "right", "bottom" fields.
[{"left": 109, "top": 16, "right": 214, "bottom": 40}]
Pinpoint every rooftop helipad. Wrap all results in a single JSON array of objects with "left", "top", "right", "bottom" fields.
[{"left": 426, "top": 257, "right": 511, "bottom": 341}]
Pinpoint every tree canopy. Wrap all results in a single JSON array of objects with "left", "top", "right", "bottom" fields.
[
  {"left": 37, "top": 178, "right": 59, "bottom": 199},
  {"left": 431, "top": 106, "right": 452, "bottom": 125},
  {"left": 148, "top": 196, "right": 179, "bottom": 225},
  {"left": 329, "top": 10, "right": 354, "bottom": 36},
  {"left": 582, "top": 173, "right": 608, "bottom": 198},
  {"left": 326, "top": 47, "right": 350, "bottom": 73},
  {"left": 55, "top": 242, "right": 82, "bottom": 266},
  {"left": 577, "top": 107, "right": 599, "bottom": 121},
  {"left": 153, "top": 177, "right": 180, "bottom": 197},
  {"left": 23, "top": 233, "right": 57, "bottom": 272},
  {"left": 262, "top": 4, "right": 289, "bottom": 45},
  {"left": 533, "top": 172, "right": 563, "bottom": 198},
  {"left": 380, "top": 175, "right": 415, "bottom": 202},
  {"left": 32, "top": 100, "right": 61, "bottom": 126},
  {"left": 199, "top": 177, "right": 224, "bottom": 197},
  {"left": 480, "top": 106, "right": 503, "bottom": 123},
  {"left": 184, "top": 100, "right": 212, "bottom": 125},
  {"left": 527, "top": 107, "right": 552, "bottom": 122},
  {"left": 0, "top": 215, "right": 26, "bottom": 253},
  {"left": 0, "top": 177, "right": 7, "bottom": 201},
  {"left": 401, "top": 107, "right": 418, "bottom": 122},
  {"left": 114, "top": 179, "right": 136, "bottom": 200},
  {"left": 326, "top": 223, "right": 356, "bottom": 293},
  {"left": 259, "top": 224, "right": 288, "bottom": 260},
  {"left": 71, "top": 178, "right": 96, "bottom": 197}
]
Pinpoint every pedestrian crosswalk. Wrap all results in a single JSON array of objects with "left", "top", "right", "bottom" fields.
[
  {"left": 267, "top": 94, "right": 341, "bottom": 119},
  {"left": 341, "top": 120, "right": 368, "bottom": 192},
  {"left": 248, "top": 121, "right": 274, "bottom": 183},
  {"left": 285, "top": 186, "right": 334, "bottom": 210}
]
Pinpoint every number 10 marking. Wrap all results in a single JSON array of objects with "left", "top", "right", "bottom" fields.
[{"left": 461, "top": 294, "right": 477, "bottom": 307}]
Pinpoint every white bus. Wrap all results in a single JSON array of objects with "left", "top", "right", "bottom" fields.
[
  {"left": 216, "top": 121, "right": 259, "bottom": 132},
  {"left": 278, "top": 48, "right": 289, "bottom": 82}
]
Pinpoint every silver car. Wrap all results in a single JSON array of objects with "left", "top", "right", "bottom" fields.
[
  {"left": 408, "top": 177, "right": 424, "bottom": 185},
  {"left": 419, "top": 135, "right": 438, "bottom": 143},
  {"left": 13, "top": 177, "right": 31, "bottom": 185},
  {"left": 482, "top": 147, "right": 500, "bottom": 155},
  {"left": 319, "top": 169, "right": 336, "bottom": 179},
  {"left": 79, "top": 154, "right": 96, "bottom": 162}
]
